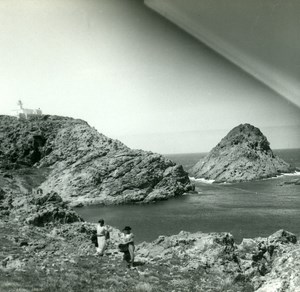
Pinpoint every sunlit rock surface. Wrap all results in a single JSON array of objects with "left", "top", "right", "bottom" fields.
[{"left": 0, "top": 115, "right": 193, "bottom": 205}]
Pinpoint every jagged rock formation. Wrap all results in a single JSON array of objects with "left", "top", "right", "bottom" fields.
[
  {"left": 190, "top": 123, "right": 294, "bottom": 183},
  {"left": 0, "top": 115, "right": 193, "bottom": 205},
  {"left": 0, "top": 188, "right": 83, "bottom": 226},
  {"left": 137, "top": 229, "right": 299, "bottom": 292}
]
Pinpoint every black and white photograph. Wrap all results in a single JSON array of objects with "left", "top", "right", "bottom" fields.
[{"left": 0, "top": 0, "right": 299, "bottom": 291}]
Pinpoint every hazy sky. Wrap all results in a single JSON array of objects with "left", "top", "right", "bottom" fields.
[
  {"left": 146, "top": 0, "right": 300, "bottom": 107},
  {"left": 0, "top": 0, "right": 299, "bottom": 154}
]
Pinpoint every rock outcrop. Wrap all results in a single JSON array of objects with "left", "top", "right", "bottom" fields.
[
  {"left": 0, "top": 115, "right": 193, "bottom": 205},
  {"left": 190, "top": 123, "right": 294, "bottom": 183},
  {"left": 280, "top": 178, "right": 300, "bottom": 186},
  {"left": 0, "top": 189, "right": 83, "bottom": 226},
  {"left": 136, "top": 229, "right": 299, "bottom": 292}
]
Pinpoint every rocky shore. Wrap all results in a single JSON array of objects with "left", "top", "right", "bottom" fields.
[
  {"left": 190, "top": 124, "right": 294, "bottom": 183},
  {"left": 1, "top": 186, "right": 299, "bottom": 291},
  {"left": 0, "top": 115, "right": 194, "bottom": 205}
]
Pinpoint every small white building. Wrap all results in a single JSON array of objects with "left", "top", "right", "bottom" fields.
[{"left": 16, "top": 100, "right": 42, "bottom": 119}]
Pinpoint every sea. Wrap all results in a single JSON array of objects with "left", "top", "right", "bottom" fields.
[{"left": 76, "top": 148, "right": 300, "bottom": 243}]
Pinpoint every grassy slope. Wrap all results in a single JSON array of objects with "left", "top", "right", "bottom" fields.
[{"left": 0, "top": 221, "right": 252, "bottom": 292}]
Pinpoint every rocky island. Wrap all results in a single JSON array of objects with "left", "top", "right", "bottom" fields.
[
  {"left": 190, "top": 124, "right": 294, "bottom": 183},
  {"left": 0, "top": 115, "right": 194, "bottom": 205}
]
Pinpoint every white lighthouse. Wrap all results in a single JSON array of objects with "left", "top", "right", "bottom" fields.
[{"left": 16, "top": 100, "right": 42, "bottom": 119}]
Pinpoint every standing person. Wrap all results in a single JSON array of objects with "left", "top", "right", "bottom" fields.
[
  {"left": 96, "top": 219, "right": 108, "bottom": 256},
  {"left": 122, "top": 226, "right": 135, "bottom": 268}
]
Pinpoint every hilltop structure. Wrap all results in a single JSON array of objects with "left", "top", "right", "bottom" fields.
[{"left": 16, "top": 100, "right": 42, "bottom": 119}]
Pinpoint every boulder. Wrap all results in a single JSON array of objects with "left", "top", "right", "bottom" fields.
[
  {"left": 268, "top": 229, "right": 297, "bottom": 245},
  {"left": 256, "top": 246, "right": 300, "bottom": 292},
  {"left": 1, "top": 190, "right": 83, "bottom": 227},
  {"left": 26, "top": 206, "right": 83, "bottom": 226},
  {"left": 238, "top": 238, "right": 257, "bottom": 254},
  {"left": 34, "top": 191, "right": 63, "bottom": 205},
  {"left": 27, "top": 193, "right": 83, "bottom": 226}
]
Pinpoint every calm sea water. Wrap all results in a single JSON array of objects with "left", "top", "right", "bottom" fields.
[{"left": 76, "top": 149, "right": 300, "bottom": 243}]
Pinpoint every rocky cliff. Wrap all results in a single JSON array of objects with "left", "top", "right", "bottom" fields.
[
  {"left": 0, "top": 115, "right": 193, "bottom": 205},
  {"left": 190, "top": 123, "right": 294, "bottom": 183}
]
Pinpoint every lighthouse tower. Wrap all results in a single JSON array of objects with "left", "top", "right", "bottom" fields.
[{"left": 16, "top": 100, "right": 42, "bottom": 119}]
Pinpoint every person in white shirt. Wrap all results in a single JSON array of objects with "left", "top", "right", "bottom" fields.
[{"left": 96, "top": 219, "right": 108, "bottom": 256}]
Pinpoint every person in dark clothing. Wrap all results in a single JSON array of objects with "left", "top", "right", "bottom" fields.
[{"left": 120, "top": 226, "right": 135, "bottom": 268}]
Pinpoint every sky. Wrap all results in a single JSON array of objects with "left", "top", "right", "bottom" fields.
[
  {"left": 0, "top": 0, "right": 299, "bottom": 154},
  {"left": 146, "top": 0, "right": 300, "bottom": 107}
]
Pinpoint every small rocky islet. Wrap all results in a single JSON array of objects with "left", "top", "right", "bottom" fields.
[
  {"left": 190, "top": 123, "right": 295, "bottom": 183},
  {"left": 1, "top": 115, "right": 299, "bottom": 291}
]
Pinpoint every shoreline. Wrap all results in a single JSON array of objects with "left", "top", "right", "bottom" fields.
[{"left": 189, "top": 170, "right": 300, "bottom": 184}]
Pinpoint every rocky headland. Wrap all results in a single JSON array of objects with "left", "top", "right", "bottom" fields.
[
  {"left": 0, "top": 182, "right": 299, "bottom": 292},
  {"left": 190, "top": 124, "right": 294, "bottom": 183},
  {"left": 0, "top": 115, "right": 194, "bottom": 205}
]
